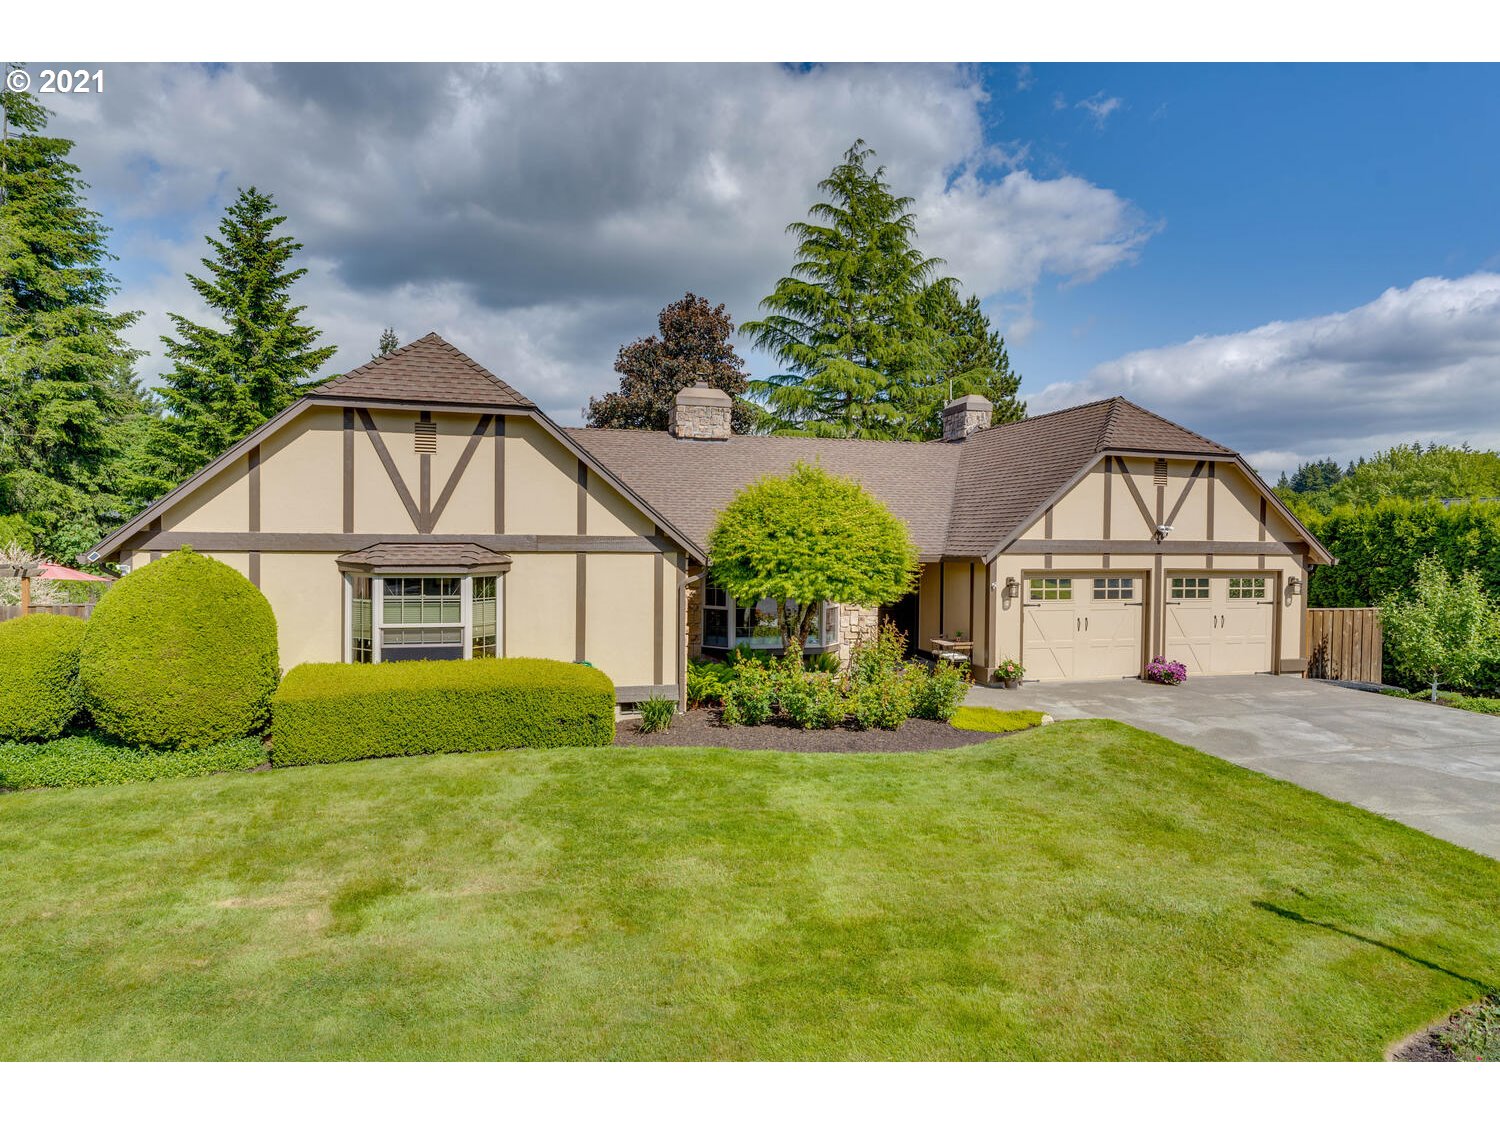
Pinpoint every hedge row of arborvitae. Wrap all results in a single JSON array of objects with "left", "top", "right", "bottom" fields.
[{"left": 1300, "top": 498, "right": 1500, "bottom": 692}]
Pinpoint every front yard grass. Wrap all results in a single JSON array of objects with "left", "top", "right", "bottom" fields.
[{"left": 2, "top": 718, "right": 1498, "bottom": 1060}]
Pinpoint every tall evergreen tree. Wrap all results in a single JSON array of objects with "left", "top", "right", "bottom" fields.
[
  {"left": 0, "top": 75, "right": 146, "bottom": 562},
  {"left": 376, "top": 326, "right": 399, "bottom": 356},
  {"left": 586, "top": 292, "right": 762, "bottom": 433},
  {"left": 741, "top": 140, "right": 944, "bottom": 439},
  {"left": 146, "top": 186, "right": 335, "bottom": 489},
  {"left": 915, "top": 279, "right": 1025, "bottom": 437}
]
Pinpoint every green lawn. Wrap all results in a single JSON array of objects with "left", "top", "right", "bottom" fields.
[{"left": 3, "top": 718, "right": 1498, "bottom": 1060}]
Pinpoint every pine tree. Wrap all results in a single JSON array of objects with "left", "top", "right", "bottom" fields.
[
  {"left": 376, "top": 326, "right": 399, "bottom": 356},
  {"left": 0, "top": 75, "right": 146, "bottom": 562},
  {"left": 586, "top": 292, "right": 761, "bottom": 433},
  {"left": 741, "top": 140, "right": 943, "bottom": 439},
  {"left": 914, "top": 280, "right": 1025, "bottom": 438},
  {"left": 148, "top": 186, "right": 335, "bottom": 487}
]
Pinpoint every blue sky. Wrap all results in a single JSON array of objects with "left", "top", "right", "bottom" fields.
[
  {"left": 39, "top": 62, "right": 1500, "bottom": 474},
  {"left": 989, "top": 63, "right": 1500, "bottom": 393}
]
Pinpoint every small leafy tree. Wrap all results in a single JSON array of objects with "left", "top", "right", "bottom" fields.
[
  {"left": 707, "top": 461, "right": 918, "bottom": 647},
  {"left": 1381, "top": 556, "right": 1500, "bottom": 701}
]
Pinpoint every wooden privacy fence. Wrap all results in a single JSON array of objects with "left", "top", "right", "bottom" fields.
[
  {"left": 0, "top": 603, "right": 95, "bottom": 623},
  {"left": 1306, "top": 607, "right": 1383, "bottom": 683}
]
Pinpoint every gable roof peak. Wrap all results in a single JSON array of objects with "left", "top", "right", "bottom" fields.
[{"left": 308, "top": 332, "right": 535, "bottom": 409}]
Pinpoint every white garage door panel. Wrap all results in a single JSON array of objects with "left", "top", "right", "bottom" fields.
[
  {"left": 1023, "top": 575, "right": 1143, "bottom": 681},
  {"left": 1164, "top": 573, "right": 1273, "bottom": 676}
]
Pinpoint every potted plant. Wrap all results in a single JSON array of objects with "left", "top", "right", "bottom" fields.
[
  {"left": 1145, "top": 656, "right": 1188, "bottom": 685},
  {"left": 993, "top": 657, "right": 1024, "bottom": 689}
]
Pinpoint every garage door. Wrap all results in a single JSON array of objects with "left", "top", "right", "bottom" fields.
[
  {"left": 1163, "top": 573, "right": 1275, "bottom": 676},
  {"left": 1023, "top": 575, "right": 1144, "bottom": 681}
]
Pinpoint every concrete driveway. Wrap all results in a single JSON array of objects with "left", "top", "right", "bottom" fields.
[{"left": 968, "top": 675, "right": 1500, "bottom": 860}]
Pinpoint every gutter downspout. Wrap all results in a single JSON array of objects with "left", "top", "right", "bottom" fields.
[{"left": 678, "top": 565, "right": 703, "bottom": 713}]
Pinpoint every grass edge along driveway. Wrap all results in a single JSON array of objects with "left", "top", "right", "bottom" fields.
[{"left": 2, "top": 718, "right": 1497, "bottom": 1061}]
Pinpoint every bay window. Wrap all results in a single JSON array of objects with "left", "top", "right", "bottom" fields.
[
  {"left": 338, "top": 542, "right": 510, "bottom": 664},
  {"left": 701, "top": 583, "right": 838, "bottom": 652}
]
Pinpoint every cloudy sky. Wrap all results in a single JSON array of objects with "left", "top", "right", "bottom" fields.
[{"left": 34, "top": 61, "right": 1500, "bottom": 474}]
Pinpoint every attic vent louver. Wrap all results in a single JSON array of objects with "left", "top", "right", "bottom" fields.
[
  {"left": 1153, "top": 458, "right": 1168, "bottom": 486},
  {"left": 414, "top": 420, "right": 437, "bottom": 455}
]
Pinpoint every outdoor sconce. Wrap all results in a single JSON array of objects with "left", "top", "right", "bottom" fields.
[
  {"left": 1003, "top": 577, "right": 1020, "bottom": 599},
  {"left": 1287, "top": 577, "right": 1304, "bottom": 596}
]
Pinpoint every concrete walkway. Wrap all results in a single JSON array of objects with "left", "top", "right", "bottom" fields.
[{"left": 967, "top": 675, "right": 1500, "bottom": 860}]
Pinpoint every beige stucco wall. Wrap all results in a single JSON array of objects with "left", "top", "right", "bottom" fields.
[{"left": 117, "top": 404, "right": 686, "bottom": 691}]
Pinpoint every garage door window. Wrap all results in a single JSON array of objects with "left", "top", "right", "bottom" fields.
[
  {"left": 1029, "top": 577, "right": 1072, "bottom": 601},
  {"left": 1092, "top": 577, "right": 1134, "bottom": 600},
  {"left": 1171, "top": 577, "right": 1210, "bottom": 599},
  {"left": 1228, "top": 577, "right": 1268, "bottom": 599}
]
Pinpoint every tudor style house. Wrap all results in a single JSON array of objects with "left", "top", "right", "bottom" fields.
[{"left": 88, "top": 333, "right": 1332, "bottom": 704}]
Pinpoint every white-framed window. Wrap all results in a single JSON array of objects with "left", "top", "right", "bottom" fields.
[
  {"left": 1228, "top": 576, "right": 1268, "bottom": 600},
  {"left": 1029, "top": 577, "right": 1073, "bottom": 601},
  {"left": 701, "top": 583, "right": 837, "bottom": 650},
  {"left": 1093, "top": 577, "right": 1134, "bottom": 600},
  {"left": 346, "top": 573, "right": 504, "bottom": 663},
  {"left": 1171, "top": 576, "right": 1211, "bottom": 600}
]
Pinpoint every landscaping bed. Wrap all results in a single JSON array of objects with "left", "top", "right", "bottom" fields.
[
  {"left": 1391, "top": 995, "right": 1500, "bottom": 1061},
  {"left": 615, "top": 708, "right": 1004, "bottom": 752}
]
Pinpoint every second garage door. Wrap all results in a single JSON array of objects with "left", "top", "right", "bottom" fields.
[
  {"left": 1163, "top": 572, "right": 1275, "bottom": 676},
  {"left": 1023, "top": 574, "right": 1144, "bottom": 681}
]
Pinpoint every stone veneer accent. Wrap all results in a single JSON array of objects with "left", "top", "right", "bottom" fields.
[
  {"left": 836, "top": 604, "right": 881, "bottom": 667},
  {"left": 941, "top": 394, "right": 993, "bottom": 442},
  {"left": 669, "top": 383, "right": 733, "bottom": 440}
]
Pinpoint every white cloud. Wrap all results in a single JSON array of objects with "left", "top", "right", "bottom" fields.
[
  {"left": 1015, "top": 63, "right": 1034, "bottom": 91},
  {"left": 1029, "top": 274, "right": 1500, "bottom": 475},
  {"left": 1075, "top": 91, "right": 1124, "bottom": 128},
  {"left": 44, "top": 62, "right": 1155, "bottom": 422}
]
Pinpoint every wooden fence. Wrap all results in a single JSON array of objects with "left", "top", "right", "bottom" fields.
[
  {"left": 0, "top": 603, "right": 95, "bottom": 623},
  {"left": 1306, "top": 607, "right": 1383, "bottom": 683}
]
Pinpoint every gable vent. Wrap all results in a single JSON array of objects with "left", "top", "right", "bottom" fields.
[
  {"left": 414, "top": 420, "right": 437, "bottom": 455},
  {"left": 1153, "top": 458, "right": 1168, "bottom": 487}
]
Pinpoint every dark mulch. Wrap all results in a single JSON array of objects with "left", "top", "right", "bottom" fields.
[
  {"left": 1389, "top": 997, "right": 1497, "bottom": 1061},
  {"left": 611, "top": 707, "right": 1000, "bottom": 753}
]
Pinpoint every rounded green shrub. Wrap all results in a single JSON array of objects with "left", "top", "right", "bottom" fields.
[
  {"left": 0, "top": 614, "right": 88, "bottom": 740},
  {"left": 79, "top": 548, "right": 279, "bottom": 749}
]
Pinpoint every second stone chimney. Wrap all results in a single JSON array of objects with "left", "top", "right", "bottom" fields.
[
  {"left": 669, "top": 383, "right": 733, "bottom": 440},
  {"left": 941, "top": 394, "right": 994, "bottom": 442}
]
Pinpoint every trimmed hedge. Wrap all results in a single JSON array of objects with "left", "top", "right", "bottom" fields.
[
  {"left": 79, "top": 548, "right": 280, "bottom": 750},
  {"left": 0, "top": 614, "right": 88, "bottom": 740},
  {"left": 1303, "top": 499, "right": 1500, "bottom": 692},
  {"left": 271, "top": 657, "right": 615, "bottom": 766},
  {"left": 0, "top": 733, "right": 267, "bottom": 791}
]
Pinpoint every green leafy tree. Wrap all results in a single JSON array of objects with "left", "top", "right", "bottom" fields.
[
  {"left": 741, "top": 140, "right": 944, "bottom": 439},
  {"left": 914, "top": 279, "right": 1025, "bottom": 436},
  {"left": 707, "top": 461, "right": 919, "bottom": 646},
  {"left": 375, "top": 326, "right": 399, "bottom": 356},
  {"left": 1381, "top": 556, "right": 1500, "bottom": 701},
  {"left": 0, "top": 75, "right": 146, "bottom": 561},
  {"left": 143, "top": 186, "right": 335, "bottom": 494},
  {"left": 1283, "top": 444, "right": 1500, "bottom": 515},
  {"left": 586, "top": 292, "right": 763, "bottom": 433}
]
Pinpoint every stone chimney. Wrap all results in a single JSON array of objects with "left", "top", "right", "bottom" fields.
[
  {"left": 941, "top": 394, "right": 993, "bottom": 442},
  {"left": 669, "top": 383, "right": 733, "bottom": 440}
]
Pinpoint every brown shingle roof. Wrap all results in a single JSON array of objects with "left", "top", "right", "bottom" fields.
[
  {"left": 570, "top": 397, "right": 1244, "bottom": 561},
  {"left": 310, "top": 333, "right": 535, "bottom": 409},
  {"left": 336, "top": 541, "right": 514, "bottom": 573},
  {"left": 567, "top": 428, "right": 962, "bottom": 559}
]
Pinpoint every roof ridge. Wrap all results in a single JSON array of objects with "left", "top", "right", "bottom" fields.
[
  {"left": 1100, "top": 396, "right": 1235, "bottom": 454},
  {"left": 308, "top": 332, "right": 535, "bottom": 408},
  {"left": 978, "top": 395, "right": 1122, "bottom": 435}
]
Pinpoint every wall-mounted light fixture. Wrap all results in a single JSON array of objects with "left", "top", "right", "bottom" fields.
[
  {"left": 1287, "top": 577, "right": 1303, "bottom": 596},
  {"left": 1154, "top": 523, "right": 1174, "bottom": 542},
  {"left": 1003, "top": 577, "right": 1020, "bottom": 599}
]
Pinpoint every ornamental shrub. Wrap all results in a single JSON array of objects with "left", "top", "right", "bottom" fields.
[
  {"left": 0, "top": 733, "right": 266, "bottom": 791},
  {"left": 0, "top": 614, "right": 88, "bottom": 740},
  {"left": 687, "top": 658, "right": 735, "bottom": 707},
  {"left": 849, "top": 677, "right": 914, "bottom": 730},
  {"left": 723, "top": 660, "right": 775, "bottom": 725},
  {"left": 774, "top": 643, "right": 847, "bottom": 730},
  {"left": 271, "top": 657, "right": 615, "bottom": 766},
  {"left": 78, "top": 548, "right": 280, "bottom": 750},
  {"left": 912, "top": 659, "right": 969, "bottom": 722}
]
